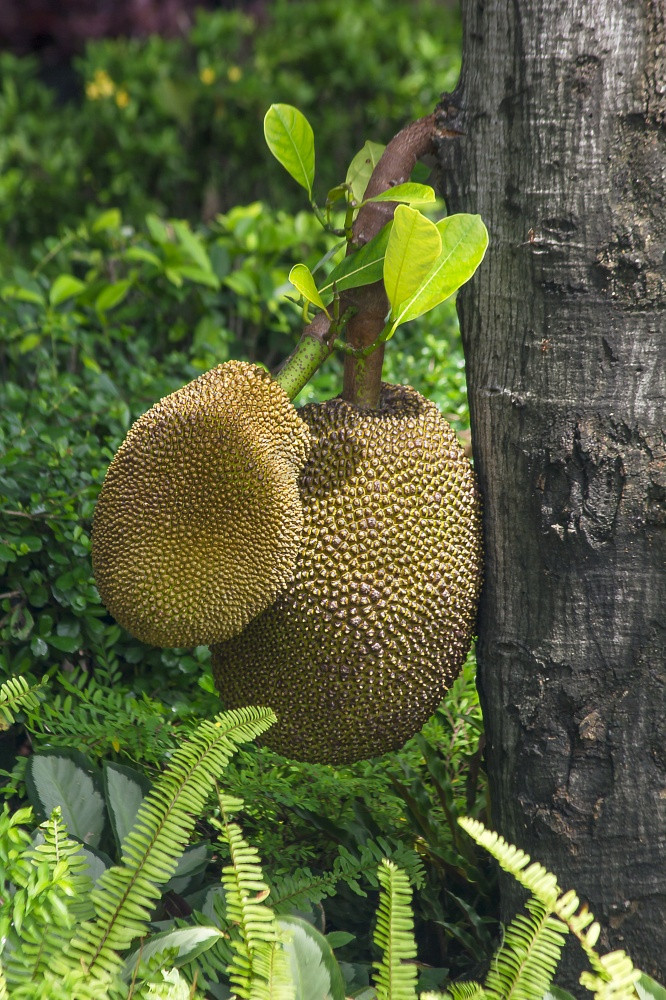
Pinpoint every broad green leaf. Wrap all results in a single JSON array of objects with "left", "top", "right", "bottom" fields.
[
  {"left": 49, "top": 274, "right": 86, "bottom": 306},
  {"left": 264, "top": 104, "right": 315, "bottom": 197},
  {"left": 91, "top": 208, "right": 121, "bottom": 232},
  {"left": 122, "top": 927, "right": 222, "bottom": 981},
  {"left": 384, "top": 205, "right": 442, "bottom": 316},
  {"left": 95, "top": 279, "right": 132, "bottom": 313},
  {"left": 278, "top": 915, "right": 346, "bottom": 1000},
  {"left": 1, "top": 284, "right": 44, "bottom": 305},
  {"left": 166, "top": 842, "right": 210, "bottom": 894},
  {"left": 171, "top": 220, "right": 214, "bottom": 272},
  {"left": 346, "top": 140, "right": 385, "bottom": 204},
  {"left": 363, "top": 182, "right": 436, "bottom": 206},
  {"left": 319, "top": 223, "right": 392, "bottom": 299},
  {"left": 145, "top": 213, "right": 170, "bottom": 244},
  {"left": 388, "top": 214, "right": 488, "bottom": 332},
  {"left": 18, "top": 334, "right": 42, "bottom": 353},
  {"left": 544, "top": 990, "right": 577, "bottom": 1000},
  {"left": 289, "top": 263, "right": 328, "bottom": 313},
  {"left": 637, "top": 974, "right": 666, "bottom": 1000},
  {"left": 25, "top": 750, "right": 107, "bottom": 847},
  {"left": 171, "top": 265, "right": 220, "bottom": 289},
  {"left": 326, "top": 184, "right": 349, "bottom": 206},
  {"left": 103, "top": 760, "right": 151, "bottom": 851},
  {"left": 123, "top": 245, "right": 162, "bottom": 267}
]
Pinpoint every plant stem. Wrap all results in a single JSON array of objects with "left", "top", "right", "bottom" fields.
[
  {"left": 341, "top": 114, "right": 438, "bottom": 409},
  {"left": 274, "top": 113, "right": 446, "bottom": 406}
]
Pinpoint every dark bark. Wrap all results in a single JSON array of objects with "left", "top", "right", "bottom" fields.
[{"left": 436, "top": 0, "right": 666, "bottom": 988}]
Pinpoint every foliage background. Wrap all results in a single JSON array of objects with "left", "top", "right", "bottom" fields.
[{"left": 0, "top": 0, "right": 498, "bottom": 985}]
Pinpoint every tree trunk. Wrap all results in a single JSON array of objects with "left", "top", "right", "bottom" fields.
[{"left": 435, "top": 0, "right": 666, "bottom": 987}]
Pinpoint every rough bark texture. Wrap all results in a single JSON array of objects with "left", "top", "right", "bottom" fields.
[{"left": 435, "top": 0, "right": 665, "bottom": 987}]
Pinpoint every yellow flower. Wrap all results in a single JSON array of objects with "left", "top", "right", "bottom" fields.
[
  {"left": 199, "top": 67, "right": 216, "bottom": 86},
  {"left": 115, "top": 89, "right": 130, "bottom": 108},
  {"left": 227, "top": 65, "right": 242, "bottom": 83},
  {"left": 87, "top": 69, "right": 115, "bottom": 99}
]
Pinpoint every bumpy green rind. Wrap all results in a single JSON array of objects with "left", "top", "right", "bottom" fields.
[
  {"left": 211, "top": 382, "right": 483, "bottom": 764},
  {"left": 92, "top": 361, "right": 311, "bottom": 648}
]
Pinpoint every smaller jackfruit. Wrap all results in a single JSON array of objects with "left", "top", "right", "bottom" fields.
[
  {"left": 92, "top": 361, "right": 311, "bottom": 648},
  {"left": 211, "top": 382, "right": 482, "bottom": 765}
]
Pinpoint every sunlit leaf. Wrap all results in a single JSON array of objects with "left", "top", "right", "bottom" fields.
[
  {"left": 363, "top": 182, "right": 436, "bottom": 206},
  {"left": 384, "top": 205, "right": 442, "bottom": 316},
  {"left": 289, "top": 263, "right": 328, "bottom": 313},
  {"left": 319, "top": 223, "right": 392, "bottom": 299},
  {"left": 264, "top": 104, "right": 315, "bottom": 197},
  {"left": 346, "top": 140, "right": 385, "bottom": 204},
  {"left": 49, "top": 274, "right": 86, "bottom": 306},
  {"left": 388, "top": 214, "right": 488, "bottom": 333}
]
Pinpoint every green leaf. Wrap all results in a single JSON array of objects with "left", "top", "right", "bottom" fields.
[
  {"left": 49, "top": 274, "right": 86, "bottom": 306},
  {"left": 384, "top": 205, "right": 442, "bottom": 317},
  {"left": 289, "top": 263, "right": 328, "bottom": 313},
  {"left": 122, "top": 926, "right": 222, "bottom": 981},
  {"left": 388, "top": 214, "right": 489, "bottom": 334},
  {"left": 95, "top": 279, "right": 132, "bottom": 313},
  {"left": 637, "top": 974, "right": 666, "bottom": 1000},
  {"left": 326, "top": 931, "right": 355, "bottom": 950},
  {"left": 18, "top": 334, "right": 42, "bottom": 353},
  {"left": 91, "top": 208, "right": 122, "bottom": 232},
  {"left": 277, "top": 915, "right": 346, "bottom": 1000},
  {"left": 103, "top": 760, "right": 151, "bottom": 852},
  {"left": 319, "top": 224, "right": 392, "bottom": 299},
  {"left": 1, "top": 284, "right": 44, "bottom": 305},
  {"left": 25, "top": 750, "right": 107, "bottom": 847},
  {"left": 171, "top": 220, "right": 214, "bottom": 273},
  {"left": 166, "top": 842, "right": 210, "bottom": 894},
  {"left": 264, "top": 104, "right": 315, "bottom": 197},
  {"left": 124, "top": 246, "right": 162, "bottom": 267},
  {"left": 363, "top": 183, "right": 436, "bottom": 206},
  {"left": 346, "top": 141, "right": 385, "bottom": 204}
]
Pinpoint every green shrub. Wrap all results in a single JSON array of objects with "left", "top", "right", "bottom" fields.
[{"left": 0, "top": 0, "right": 460, "bottom": 257}]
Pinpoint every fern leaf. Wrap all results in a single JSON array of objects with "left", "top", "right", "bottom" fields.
[
  {"left": 64, "top": 707, "right": 275, "bottom": 987},
  {"left": 459, "top": 818, "right": 560, "bottom": 908},
  {"left": 483, "top": 898, "right": 567, "bottom": 1000},
  {"left": 0, "top": 960, "right": 7, "bottom": 1000},
  {"left": 215, "top": 791, "right": 281, "bottom": 1000},
  {"left": 579, "top": 950, "right": 641, "bottom": 1000},
  {"left": 0, "top": 675, "right": 42, "bottom": 730},
  {"left": 447, "top": 981, "right": 487, "bottom": 1000},
  {"left": 2, "top": 808, "right": 98, "bottom": 994},
  {"left": 248, "top": 939, "right": 295, "bottom": 1000},
  {"left": 372, "top": 859, "right": 418, "bottom": 1000}
]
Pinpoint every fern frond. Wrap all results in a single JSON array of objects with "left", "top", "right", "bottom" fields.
[
  {"left": 458, "top": 818, "right": 559, "bottom": 908},
  {"left": 483, "top": 897, "right": 567, "bottom": 1000},
  {"left": 0, "top": 675, "right": 42, "bottom": 730},
  {"left": 446, "top": 980, "right": 487, "bottom": 1000},
  {"left": 248, "top": 939, "right": 295, "bottom": 1000},
  {"left": 2, "top": 808, "right": 98, "bottom": 994},
  {"left": 268, "top": 838, "right": 424, "bottom": 915},
  {"left": 372, "top": 859, "right": 418, "bottom": 1000},
  {"left": 0, "top": 960, "right": 7, "bottom": 1000},
  {"left": 215, "top": 791, "right": 280, "bottom": 1000},
  {"left": 579, "top": 950, "right": 641, "bottom": 1000},
  {"left": 64, "top": 706, "right": 275, "bottom": 987}
]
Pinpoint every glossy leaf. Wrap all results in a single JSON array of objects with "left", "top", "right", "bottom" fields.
[
  {"left": 637, "top": 974, "right": 666, "bottom": 1000},
  {"left": 363, "top": 182, "right": 436, "bottom": 207},
  {"left": 264, "top": 104, "right": 315, "bottom": 197},
  {"left": 319, "top": 224, "right": 392, "bottom": 299},
  {"left": 122, "top": 926, "right": 222, "bottom": 981},
  {"left": 346, "top": 140, "right": 385, "bottom": 204},
  {"left": 388, "top": 213, "right": 489, "bottom": 334},
  {"left": 289, "top": 263, "right": 328, "bottom": 313},
  {"left": 384, "top": 205, "right": 442, "bottom": 317},
  {"left": 95, "top": 279, "right": 132, "bottom": 313}
]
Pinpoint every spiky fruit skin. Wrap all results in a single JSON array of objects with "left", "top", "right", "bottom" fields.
[
  {"left": 92, "top": 361, "right": 311, "bottom": 648},
  {"left": 211, "top": 383, "right": 483, "bottom": 764}
]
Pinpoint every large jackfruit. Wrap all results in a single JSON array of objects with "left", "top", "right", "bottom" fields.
[
  {"left": 211, "top": 382, "right": 482, "bottom": 764},
  {"left": 92, "top": 361, "right": 311, "bottom": 648}
]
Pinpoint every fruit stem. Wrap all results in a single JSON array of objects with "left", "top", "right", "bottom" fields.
[
  {"left": 273, "top": 312, "right": 334, "bottom": 401},
  {"left": 342, "top": 114, "right": 438, "bottom": 409},
  {"left": 274, "top": 113, "right": 447, "bottom": 406}
]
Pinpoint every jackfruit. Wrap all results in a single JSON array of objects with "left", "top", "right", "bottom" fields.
[
  {"left": 92, "top": 361, "right": 311, "bottom": 648},
  {"left": 211, "top": 382, "right": 482, "bottom": 764}
]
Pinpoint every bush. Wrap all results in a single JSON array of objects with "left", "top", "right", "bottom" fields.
[{"left": 0, "top": 0, "right": 460, "bottom": 256}]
